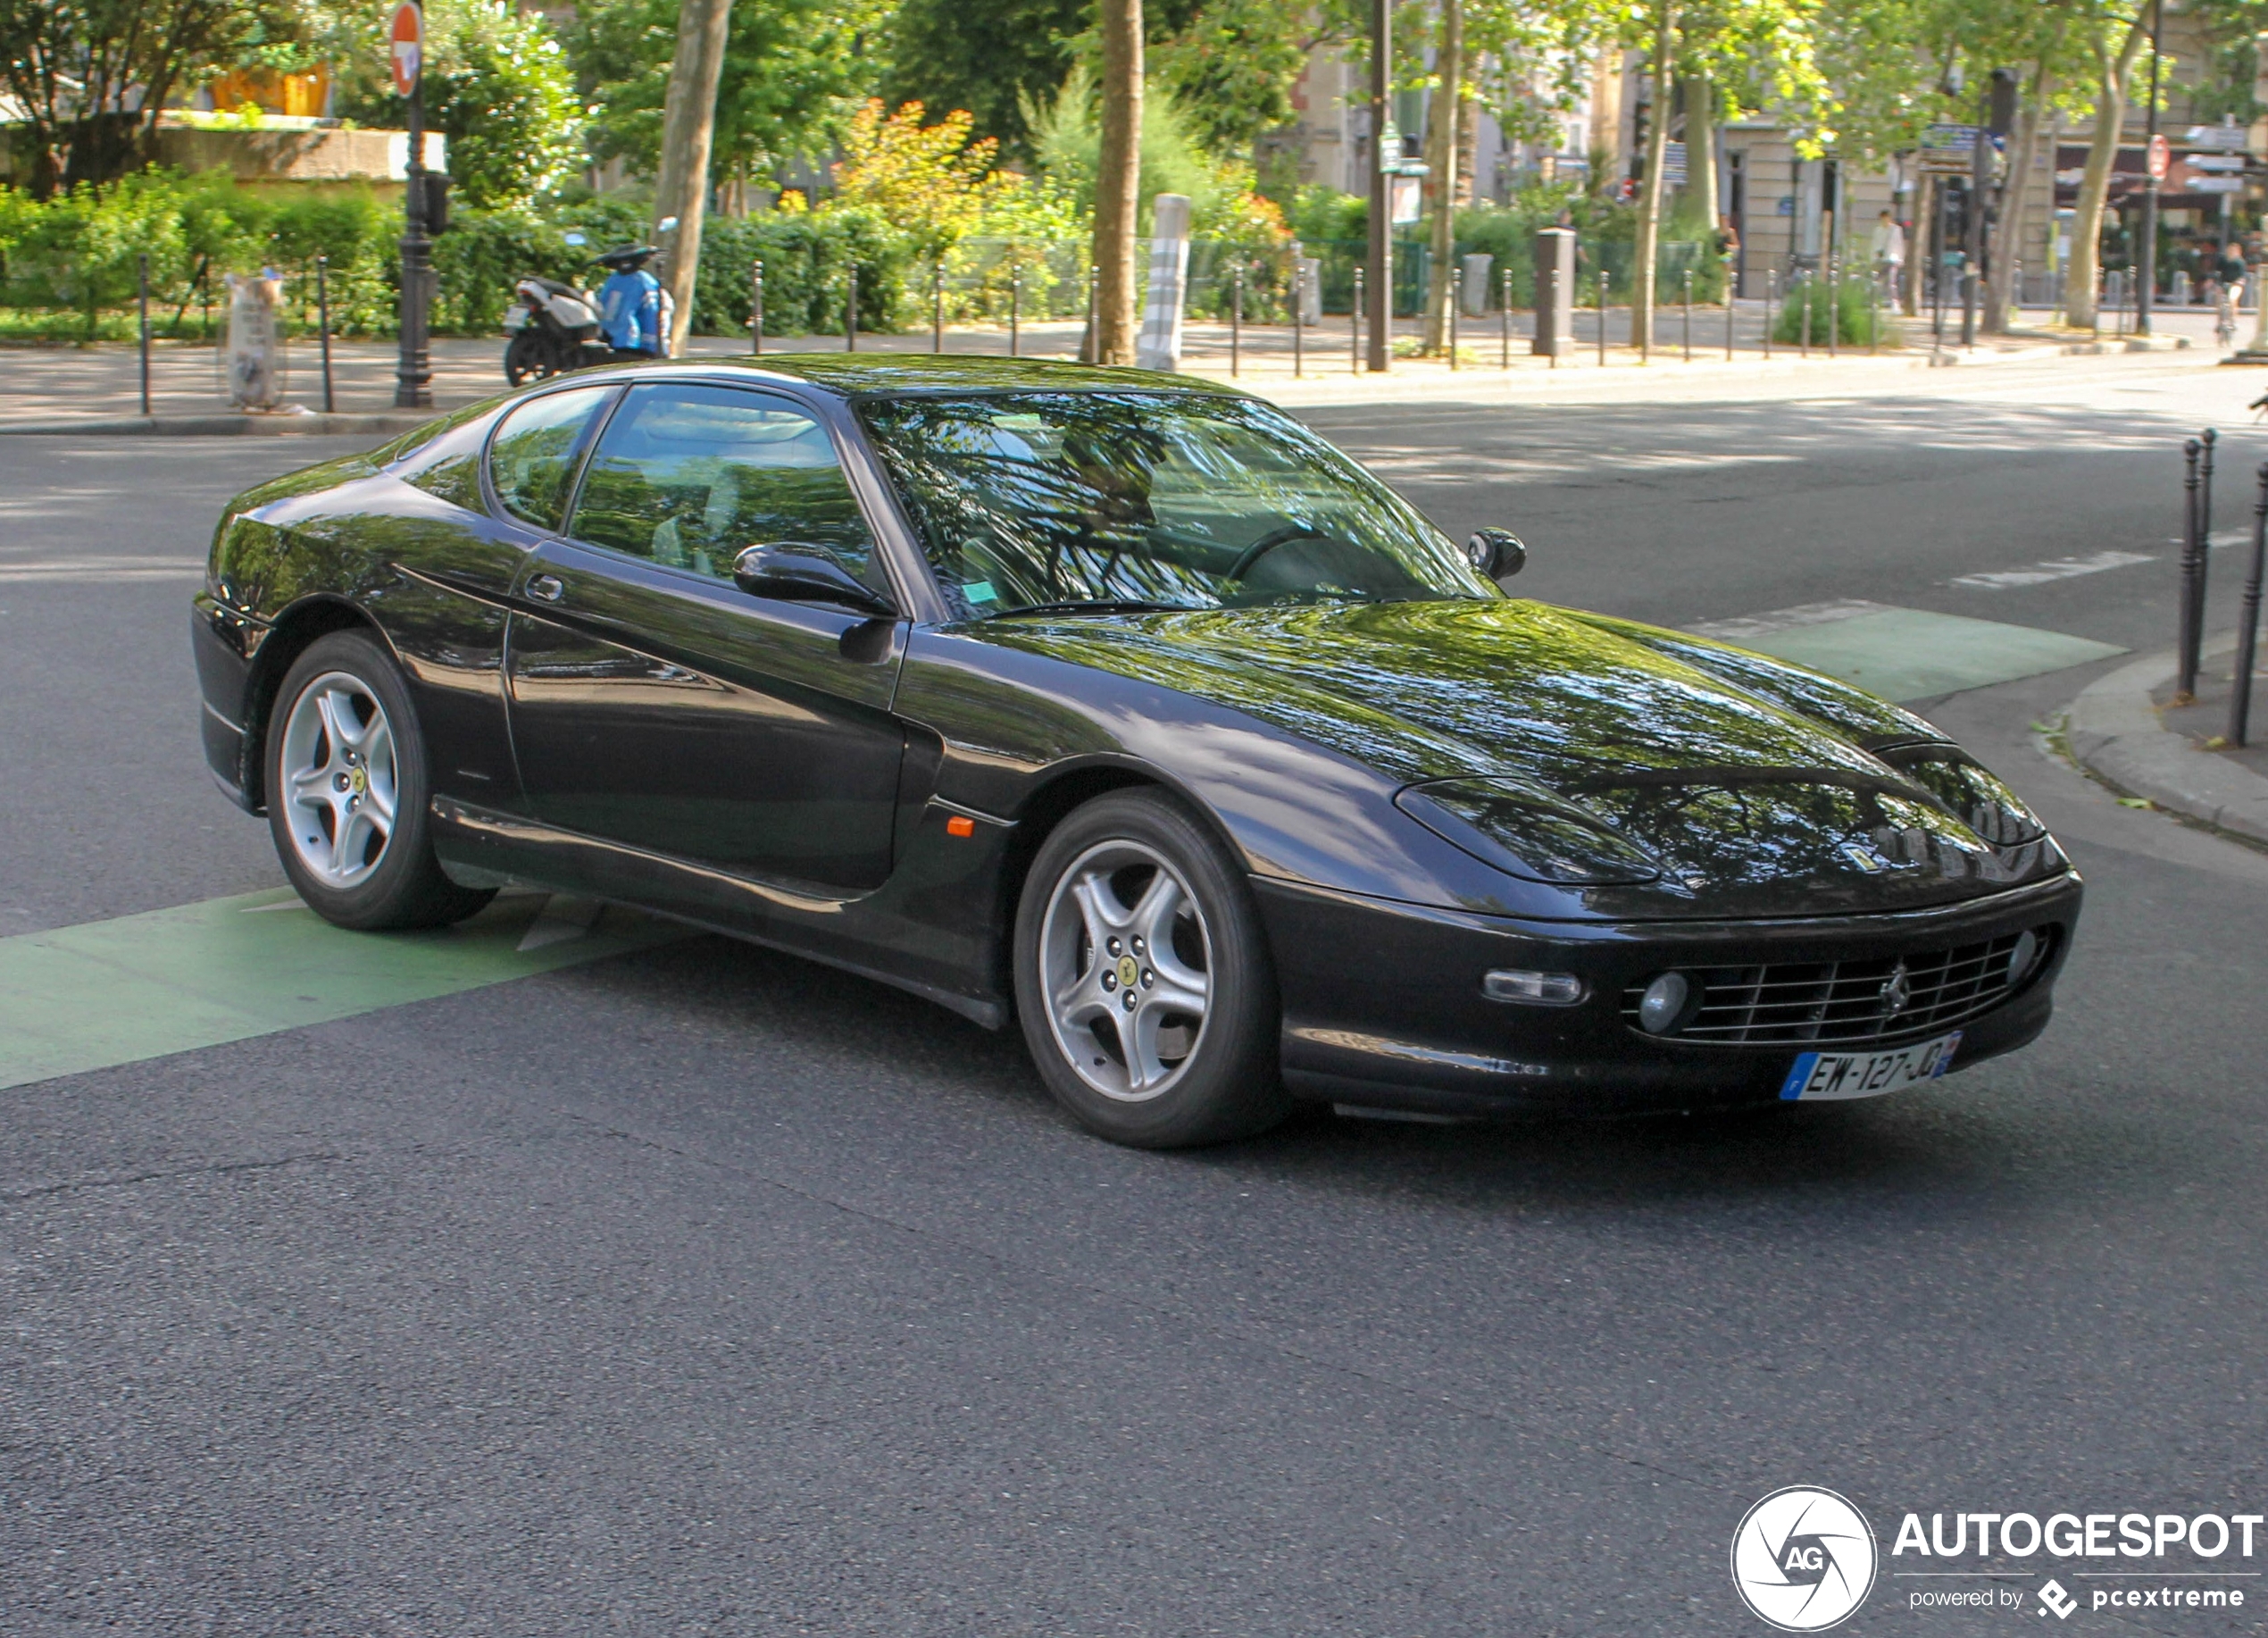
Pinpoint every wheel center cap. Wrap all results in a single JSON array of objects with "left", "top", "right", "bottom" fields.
[
  {"left": 348, "top": 765, "right": 368, "bottom": 797},
  {"left": 1116, "top": 955, "right": 1140, "bottom": 990}
]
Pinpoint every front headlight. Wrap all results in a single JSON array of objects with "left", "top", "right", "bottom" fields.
[
  {"left": 1397, "top": 779, "right": 1663, "bottom": 885},
  {"left": 1878, "top": 748, "right": 2048, "bottom": 846}
]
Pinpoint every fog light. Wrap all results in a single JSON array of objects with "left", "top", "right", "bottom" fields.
[
  {"left": 1638, "top": 972, "right": 1691, "bottom": 1035},
  {"left": 1482, "top": 968, "right": 1586, "bottom": 1006},
  {"left": 2006, "top": 930, "right": 2041, "bottom": 985}
]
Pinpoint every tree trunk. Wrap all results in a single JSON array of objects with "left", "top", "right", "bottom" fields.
[
  {"left": 1093, "top": 0, "right": 1146, "bottom": 366},
  {"left": 2064, "top": 14, "right": 2149, "bottom": 330},
  {"left": 1632, "top": 4, "right": 1676, "bottom": 355},
  {"left": 1688, "top": 72, "right": 1717, "bottom": 246},
  {"left": 1985, "top": 58, "right": 2055, "bottom": 333},
  {"left": 1904, "top": 171, "right": 1928, "bottom": 315},
  {"left": 1422, "top": 0, "right": 1463, "bottom": 354},
  {"left": 651, "top": 0, "right": 733, "bottom": 355}
]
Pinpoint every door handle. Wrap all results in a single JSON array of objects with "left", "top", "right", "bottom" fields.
[{"left": 527, "top": 573, "right": 564, "bottom": 603}]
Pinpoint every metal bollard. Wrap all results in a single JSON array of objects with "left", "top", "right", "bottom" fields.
[
  {"left": 1502, "top": 266, "right": 1513, "bottom": 370},
  {"left": 1765, "top": 269, "right": 1776, "bottom": 359},
  {"left": 2179, "top": 439, "right": 2205, "bottom": 700},
  {"left": 1352, "top": 269, "right": 1364, "bottom": 374},
  {"left": 1869, "top": 272, "right": 1880, "bottom": 356},
  {"left": 1008, "top": 263, "right": 1020, "bottom": 356},
  {"left": 138, "top": 254, "right": 152, "bottom": 417},
  {"left": 315, "top": 255, "right": 335, "bottom": 414},
  {"left": 1682, "top": 268, "right": 1692, "bottom": 362},
  {"left": 933, "top": 260, "right": 945, "bottom": 354},
  {"left": 1598, "top": 271, "right": 1609, "bottom": 367},
  {"left": 1828, "top": 259, "right": 1839, "bottom": 358},
  {"left": 846, "top": 265, "right": 858, "bottom": 352},
  {"left": 752, "top": 261, "right": 765, "bottom": 355},
  {"left": 1800, "top": 273, "right": 1812, "bottom": 360},
  {"left": 1230, "top": 262, "right": 1242, "bottom": 377},
  {"left": 2230, "top": 461, "right": 2268, "bottom": 747},
  {"left": 1081, "top": 268, "right": 1096, "bottom": 364},
  {"left": 1448, "top": 277, "right": 1459, "bottom": 369},
  {"left": 1291, "top": 263, "right": 1304, "bottom": 378},
  {"left": 2197, "top": 428, "right": 2219, "bottom": 687},
  {"left": 1726, "top": 274, "right": 1736, "bottom": 360}
]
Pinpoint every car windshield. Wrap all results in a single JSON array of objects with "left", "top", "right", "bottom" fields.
[{"left": 858, "top": 391, "right": 1499, "bottom": 619}]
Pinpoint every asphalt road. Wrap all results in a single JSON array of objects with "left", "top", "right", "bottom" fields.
[{"left": 5, "top": 355, "right": 2268, "bottom": 1636}]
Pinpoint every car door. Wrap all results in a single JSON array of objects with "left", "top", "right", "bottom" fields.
[{"left": 504, "top": 380, "right": 907, "bottom": 892}]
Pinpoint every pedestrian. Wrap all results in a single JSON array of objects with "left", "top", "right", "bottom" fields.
[
  {"left": 1870, "top": 208, "right": 1905, "bottom": 299},
  {"left": 595, "top": 245, "right": 664, "bottom": 360}
]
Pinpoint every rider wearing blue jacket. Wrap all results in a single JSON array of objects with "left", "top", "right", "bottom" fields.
[{"left": 595, "top": 245, "right": 663, "bottom": 356}]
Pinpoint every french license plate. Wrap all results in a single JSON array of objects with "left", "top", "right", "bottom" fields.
[
  {"left": 503, "top": 307, "right": 528, "bottom": 330},
  {"left": 1779, "top": 1031, "right": 1963, "bottom": 1101}
]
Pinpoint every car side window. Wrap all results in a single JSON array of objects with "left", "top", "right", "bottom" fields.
[
  {"left": 488, "top": 385, "right": 614, "bottom": 532},
  {"left": 566, "top": 384, "right": 876, "bottom": 586},
  {"left": 396, "top": 413, "right": 492, "bottom": 512}
]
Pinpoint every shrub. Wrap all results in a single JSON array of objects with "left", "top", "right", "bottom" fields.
[{"left": 1772, "top": 273, "right": 1896, "bottom": 347}]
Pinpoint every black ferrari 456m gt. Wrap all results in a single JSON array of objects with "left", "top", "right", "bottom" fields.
[{"left": 191, "top": 356, "right": 2080, "bottom": 1147}]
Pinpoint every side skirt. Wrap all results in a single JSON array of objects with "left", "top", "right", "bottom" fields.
[{"left": 429, "top": 795, "right": 1013, "bottom": 1031}]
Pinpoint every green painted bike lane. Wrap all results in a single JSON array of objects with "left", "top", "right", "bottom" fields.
[{"left": 0, "top": 888, "right": 679, "bottom": 1091}]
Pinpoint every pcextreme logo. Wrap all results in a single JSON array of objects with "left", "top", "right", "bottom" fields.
[{"left": 1731, "top": 1486, "right": 1880, "bottom": 1631}]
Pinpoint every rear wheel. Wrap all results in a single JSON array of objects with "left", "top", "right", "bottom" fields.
[
  {"left": 504, "top": 329, "right": 554, "bottom": 386},
  {"left": 266, "top": 631, "right": 494, "bottom": 931},
  {"left": 1013, "top": 790, "right": 1288, "bottom": 1148}
]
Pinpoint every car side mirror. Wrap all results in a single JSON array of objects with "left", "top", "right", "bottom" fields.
[
  {"left": 732, "top": 544, "right": 896, "bottom": 617},
  {"left": 1466, "top": 527, "right": 1527, "bottom": 580}
]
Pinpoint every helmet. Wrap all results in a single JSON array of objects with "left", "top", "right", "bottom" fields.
[{"left": 595, "top": 244, "right": 658, "bottom": 271}]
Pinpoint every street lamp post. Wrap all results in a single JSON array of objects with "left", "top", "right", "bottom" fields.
[
  {"left": 391, "top": 3, "right": 433, "bottom": 410},
  {"left": 2139, "top": 0, "right": 2164, "bottom": 336}
]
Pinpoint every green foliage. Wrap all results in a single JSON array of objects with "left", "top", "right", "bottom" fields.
[
  {"left": 1147, "top": 0, "right": 1316, "bottom": 154},
  {"left": 1024, "top": 66, "right": 1255, "bottom": 234},
  {"left": 1772, "top": 272, "right": 1895, "bottom": 345},
  {"left": 881, "top": 0, "right": 1090, "bottom": 161},
  {"left": 567, "top": 0, "right": 882, "bottom": 188},
  {"left": 696, "top": 210, "right": 913, "bottom": 337},
  {"left": 319, "top": 0, "right": 583, "bottom": 208}
]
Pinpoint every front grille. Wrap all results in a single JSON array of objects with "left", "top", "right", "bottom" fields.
[{"left": 1621, "top": 931, "right": 2052, "bottom": 1047}]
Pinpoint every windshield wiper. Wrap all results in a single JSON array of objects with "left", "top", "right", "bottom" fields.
[{"left": 988, "top": 598, "right": 1213, "bottom": 618}]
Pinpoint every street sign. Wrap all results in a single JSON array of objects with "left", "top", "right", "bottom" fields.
[
  {"left": 2185, "top": 123, "right": 2249, "bottom": 152},
  {"left": 388, "top": 2, "right": 422, "bottom": 98},
  {"left": 2147, "top": 132, "right": 2170, "bottom": 181},
  {"left": 2190, "top": 176, "right": 2247, "bottom": 194},
  {"left": 1661, "top": 140, "right": 1688, "bottom": 186},
  {"left": 2189, "top": 154, "right": 2246, "bottom": 172},
  {"left": 1918, "top": 123, "right": 1978, "bottom": 175}
]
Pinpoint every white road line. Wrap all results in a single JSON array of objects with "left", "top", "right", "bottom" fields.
[
  {"left": 1687, "top": 599, "right": 1898, "bottom": 642},
  {"left": 1950, "top": 549, "right": 2155, "bottom": 589}
]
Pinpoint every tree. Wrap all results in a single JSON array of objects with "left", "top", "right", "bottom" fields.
[
  {"left": 1094, "top": 0, "right": 1144, "bottom": 365},
  {"left": 2064, "top": 7, "right": 2150, "bottom": 327},
  {"left": 650, "top": 0, "right": 732, "bottom": 355},
  {"left": 1422, "top": 0, "right": 1464, "bottom": 354},
  {"left": 0, "top": 0, "right": 290, "bottom": 194},
  {"left": 569, "top": 0, "right": 880, "bottom": 193},
  {"left": 883, "top": 0, "right": 1091, "bottom": 161},
  {"left": 830, "top": 99, "right": 1005, "bottom": 259}
]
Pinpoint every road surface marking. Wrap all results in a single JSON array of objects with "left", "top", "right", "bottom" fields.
[
  {"left": 1688, "top": 604, "right": 2125, "bottom": 701},
  {"left": 0, "top": 888, "right": 676, "bottom": 1092},
  {"left": 1950, "top": 549, "right": 2156, "bottom": 589}
]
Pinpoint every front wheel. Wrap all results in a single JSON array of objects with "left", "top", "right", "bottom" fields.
[
  {"left": 267, "top": 631, "right": 495, "bottom": 931},
  {"left": 1013, "top": 790, "right": 1288, "bottom": 1148}
]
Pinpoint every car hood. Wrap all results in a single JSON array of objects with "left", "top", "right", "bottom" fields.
[{"left": 964, "top": 598, "right": 2067, "bottom": 917}]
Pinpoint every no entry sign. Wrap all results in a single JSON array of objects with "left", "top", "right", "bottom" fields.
[
  {"left": 2147, "top": 132, "right": 2171, "bottom": 182},
  {"left": 389, "top": 2, "right": 423, "bottom": 98}
]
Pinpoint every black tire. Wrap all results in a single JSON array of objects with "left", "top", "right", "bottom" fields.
[
  {"left": 1013, "top": 789, "right": 1289, "bottom": 1148},
  {"left": 504, "top": 329, "right": 554, "bottom": 386},
  {"left": 265, "top": 630, "right": 495, "bottom": 932}
]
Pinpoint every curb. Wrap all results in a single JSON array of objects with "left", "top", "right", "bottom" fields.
[
  {"left": 0, "top": 411, "right": 433, "bottom": 437},
  {"left": 2064, "top": 640, "right": 2268, "bottom": 846}
]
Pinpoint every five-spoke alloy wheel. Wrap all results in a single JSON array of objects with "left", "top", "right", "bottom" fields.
[
  {"left": 267, "top": 631, "right": 494, "bottom": 931},
  {"left": 1014, "top": 790, "right": 1287, "bottom": 1147}
]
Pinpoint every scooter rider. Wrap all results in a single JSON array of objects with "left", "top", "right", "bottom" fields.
[{"left": 595, "top": 245, "right": 663, "bottom": 359}]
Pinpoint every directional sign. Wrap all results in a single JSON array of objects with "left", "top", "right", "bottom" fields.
[
  {"left": 2147, "top": 132, "right": 2170, "bottom": 181},
  {"left": 2190, "top": 176, "right": 2247, "bottom": 194},
  {"left": 1918, "top": 123, "right": 1979, "bottom": 175},
  {"left": 388, "top": 2, "right": 422, "bottom": 98},
  {"left": 2185, "top": 124, "right": 2250, "bottom": 152}
]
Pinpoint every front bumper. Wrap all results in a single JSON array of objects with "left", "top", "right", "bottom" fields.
[
  {"left": 1256, "top": 871, "right": 2082, "bottom": 1117},
  {"left": 190, "top": 596, "right": 264, "bottom": 811}
]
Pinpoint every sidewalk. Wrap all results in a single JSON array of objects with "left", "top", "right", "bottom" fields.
[
  {"left": 2066, "top": 634, "right": 2268, "bottom": 846},
  {"left": 0, "top": 303, "right": 2232, "bottom": 432}
]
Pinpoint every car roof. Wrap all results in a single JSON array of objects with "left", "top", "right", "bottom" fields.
[{"left": 671, "top": 352, "right": 1254, "bottom": 401}]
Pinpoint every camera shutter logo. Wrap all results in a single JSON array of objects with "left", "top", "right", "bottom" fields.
[{"left": 1730, "top": 1486, "right": 1878, "bottom": 1631}]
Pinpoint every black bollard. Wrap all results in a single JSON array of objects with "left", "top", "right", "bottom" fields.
[
  {"left": 1008, "top": 263, "right": 1020, "bottom": 357},
  {"left": 750, "top": 260, "right": 764, "bottom": 355},
  {"left": 138, "top": 254, "right": 151, "bottom": 416},
  {"left": 1352, "top": 268, "right": 1364, "bottom": 374},
  {"left": 2230, "top": 461, "right": 2268, "bottom": 747},
  {"left": 1765, "top": 269, "right": 1776, "bottom": 359},
  {"left": 1682, "top": 268, "right": 1692, "bottom": 362},
  {"left": 2179, "top": 439, "right": 2205, "bottom": 700},
  {"left": 1598, "top": 270, "right": 1609, "bottom": 367},
  {"left": 1501, "top": 266, "right": 1512, "bottom": 370},
  {"left": 846, "top": 265, "right": 858, "bottom": 353},
  {"left": 1291, "top": 263, "right": 1304, "bottom": 379},
  {"left": 315, "top": 255, "right": 335, "bottom": 414},
  {"left": 1230, "top": 262, "right": 1241, "bottom": 377}
]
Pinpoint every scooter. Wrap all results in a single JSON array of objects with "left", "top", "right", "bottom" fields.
[{"left": 502, "top": 274, "right": 613, "bottom": 385}]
